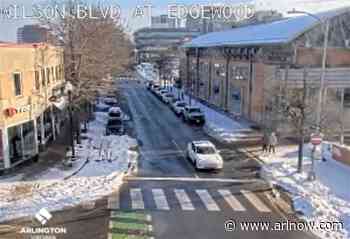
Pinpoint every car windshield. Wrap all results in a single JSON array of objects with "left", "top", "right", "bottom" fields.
[
  {"left": 196, "top": 146, "right": 216, "bottom": 155},
  {"left": 177, "top": 103, "right": 186, "bottom": 107},
  {"left": 189, "top": 108, "right": 201, "bottom": 113}
]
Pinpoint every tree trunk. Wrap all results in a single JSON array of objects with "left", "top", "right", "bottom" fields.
[{"left": 297, "top": 133, "right": 304, "bottom": 173}]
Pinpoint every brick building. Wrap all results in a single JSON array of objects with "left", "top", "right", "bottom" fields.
[{"left": 182, "top": 7, "right": 350, "bottom": 136}]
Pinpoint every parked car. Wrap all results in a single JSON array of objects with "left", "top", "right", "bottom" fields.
[
  {"left": 187, "top": 141, "right": 223, "bottom": 170},
  {"left": 182, "top": 106, "right": 205, "bottom": 125},
  {"left": 161, "top": 93, "right": 174, "bottom": 104},
  {"left": 151, "top": 85, "right": 161, "bottom": 94},
  {"left": 108, "top": 107, "right": 122, "bottom": 120},
  {"left": 103, "top": 97, "right": 118, "bottom": 106},
  {"left": 146, "top": 82, "right": 153, "bottom": 90},
  {"left": 106, "top": 118, "right": 124, "bottom": 135},
  {"left": 157, "top": 89, "right": 168, "bottom": 98},
  {"left": 171, "top": 101, "right": 187, "bottom": 115}
]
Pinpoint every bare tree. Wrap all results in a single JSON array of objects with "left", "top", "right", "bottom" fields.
[{"left": 265, "top": 68, "right": 318, "bottom": 172}]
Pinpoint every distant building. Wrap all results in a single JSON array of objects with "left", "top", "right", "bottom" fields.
[
  {"left": 17, "top": 25, "right": 49, "bottom": 44},
  {"left": 151, "top": 15, "right": 179, "bottom": 29},
  {"left": 134, "top": 27, "right": 200, "bottom": 63}
]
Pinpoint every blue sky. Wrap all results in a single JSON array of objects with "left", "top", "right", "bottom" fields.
[{"left": 0, "top": 0, "right": 349, "bottom": 42}]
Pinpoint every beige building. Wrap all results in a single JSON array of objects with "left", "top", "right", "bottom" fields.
[{"left": 0, "top": 43, "right": 66, "bottom": 171}]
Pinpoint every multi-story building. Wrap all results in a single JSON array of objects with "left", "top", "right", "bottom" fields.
[
  {"left": 134, "top": 27, "right": 200, "bottom": 63},
  {"left": 0, "top": 43, "right": 66, "bottom": 172},
  {"left": 182, "top": 7, "right": 350, "bottom": 137},
  {"left": 17, "top": 25, "right": 49, "bottom": 44},
  {"left": 151, "top": 14, "right": 179, "bottom": 29}
]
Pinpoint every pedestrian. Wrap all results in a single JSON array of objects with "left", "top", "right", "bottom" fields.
[
  {"left": 269, "top": 132, "right": 278, "bottom": 154},
  {"left": 262, "top": 132, "right": 269, "bottom": 154}
]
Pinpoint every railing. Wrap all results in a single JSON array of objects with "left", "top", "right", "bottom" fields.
[{"left": 277, "top": 67, "right": 350, "bottom": 88}]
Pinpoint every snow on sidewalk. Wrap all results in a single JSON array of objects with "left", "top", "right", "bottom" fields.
[
  {"left": 171, "top": 87, "right": 258, "bottom": 143},
  {"left": 0, "top": 105, "right": 138, "bottom": 223},
  {"left": 260, "top": 144, "right": 350, "bottom": 239}
]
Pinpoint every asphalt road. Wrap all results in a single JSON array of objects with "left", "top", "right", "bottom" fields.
[{"left": 114, "top": 80, "right": 317, "bottom": 239}]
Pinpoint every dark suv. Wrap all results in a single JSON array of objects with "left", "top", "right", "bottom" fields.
[
  {"left": 106, "top": 119, "right": 124, "bottom": 135},
  {"left": 182, "top": 106, "right": 206, "bottom": 125}
]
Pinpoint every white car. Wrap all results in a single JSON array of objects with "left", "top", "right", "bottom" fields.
[
  {"left": 187, "top": 141, "right": 223, "bottom": 170},
  {"left": 171, "top": 101, "right": 187, "bottom": 115},
  {"left": 161, "top": 93, "right": 174, "bottom": 104},
  {"left": 103, "top": 97, "right": 118, "bottom": 106}
]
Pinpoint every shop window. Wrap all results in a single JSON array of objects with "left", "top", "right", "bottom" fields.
[
  {"left": 35, "top": 70, "right": 40, "bottom": 90},
  {"left": 8, "top": 125, "right": 23, "bottom": 164},
  {"left": 13, "top": 72, "right": 22, "bottom": 96},
  {"left": 234, "top": 67, "right": 249, "bottom": 80},
  {"left": 22, "top": 121, "right": 36, "bottom": 159}
]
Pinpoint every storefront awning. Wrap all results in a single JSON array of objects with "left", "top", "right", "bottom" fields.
[{"left": 52, "top": 97, "right": 67, "bottom": 110}]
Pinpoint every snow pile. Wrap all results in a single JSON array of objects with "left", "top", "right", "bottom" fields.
[
  {"left": 260, "top": 144, "right": 350, "bottom": 239},
  {"left": 0, "top": 104, "right": 138, "bottom": 222}
]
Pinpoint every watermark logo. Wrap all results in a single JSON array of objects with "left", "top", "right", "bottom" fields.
[{"left": 35, "top": 208, "right": 52, "bottom": 225}]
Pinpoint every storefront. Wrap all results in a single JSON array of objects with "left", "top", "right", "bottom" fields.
[{"left": 7, "top": 120, "right": 37, "bottom": 165}]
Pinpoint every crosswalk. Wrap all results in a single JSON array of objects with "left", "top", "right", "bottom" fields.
[{"left": 109, "top": 188, "right": 272, "bottom": 213}]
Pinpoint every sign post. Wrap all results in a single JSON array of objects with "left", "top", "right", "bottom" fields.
[{"left": 308, "top": 133, "right": 324, "bottom": 181}]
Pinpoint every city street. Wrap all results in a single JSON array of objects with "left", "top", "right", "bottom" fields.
[
  {"left": 107, "top": 80, "right": 318, "bottom": 239},
  {"left": 0, "top": 79, "right": 324, "bottom": 239}
]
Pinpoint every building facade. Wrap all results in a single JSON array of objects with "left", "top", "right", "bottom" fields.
[
  {"left": 0, "top": 43, "right": 66, "bottom": 171},
  {"left": 183, "top": 7, "right": 350, "bottom": 137}
]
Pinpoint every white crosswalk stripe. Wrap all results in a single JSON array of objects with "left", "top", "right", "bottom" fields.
[
  {"left": 152, "top": 189, "right": 170, "bottom": 210},
  {"left": 241, "top": 190, "right": 271, "bottom": 213},
  {"left": 218, "top": 190, "right": 246, "bottom": 212},
  {"left": 195, "top": 190, "right": 220, "bottom": 211},
  {"left": 130, "top": 188, "right": 145, "bottom": 210},
  {"left": 174, "top": 189, "right": 195, "bottom": 211}
]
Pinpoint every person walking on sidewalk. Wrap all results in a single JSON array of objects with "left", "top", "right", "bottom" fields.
[
  {"left": 261, "top": 132, "right": 269, "bottom": 154},
  {"left": 269, "top": 132, "right": 278, "bottom": 154}
]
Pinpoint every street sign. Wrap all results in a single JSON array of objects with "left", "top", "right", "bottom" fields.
[{"left": 311, "top": 134, "right": 323, "bottom": 146}]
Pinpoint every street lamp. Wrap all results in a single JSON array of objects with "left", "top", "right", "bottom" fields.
[
  {"left": 288, "top": 9, "right": 330, "bottom": 180},
  {"left": 287, "top": 9, "right": 330, "bottom": 134},
  {"left": 65, "top": 81, "right": 75, "bottom": 159}
]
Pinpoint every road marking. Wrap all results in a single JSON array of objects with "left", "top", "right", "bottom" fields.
[
  {"left": 126, "top": 176, "right": 260, "bottom": 184},
  {"left": 152, "top": 189, "right": 170, "bottom": 210},
  {"left": 218, "top": 190, "right": 246, "bottom": 211},
  {"left": 171, "top": 140, "right": 199, "bottom": 178},
  {"left": 174, "top": 189, "right": 195, "bottom": 211},
  {"left": 196, "top": 190, "right": 220, "bottom": 211},
  {"left": 241, "top": 190, "right": 271, "bottom": 213},
  {"left": 130, "top": 188, "right": 145, "bottom": 210}
]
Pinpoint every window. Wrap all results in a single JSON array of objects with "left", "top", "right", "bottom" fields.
[
  {"left": 8, "top": 125, "right": 23, "bottom": 164},
  {"left": 46, "top": 68, "right": 50, "bottom": 84},
  {"left": 41, "top": 69, "right": 46, "bottom": 86},
  {"left": 34, "top": 70, "right": 40, "bottom": 90},
  {"left": 13, "top": 72, "right": 22, "bottom": 96},
  {"left": 51, "top": 67, "right": 55, "bottom": 81}
]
